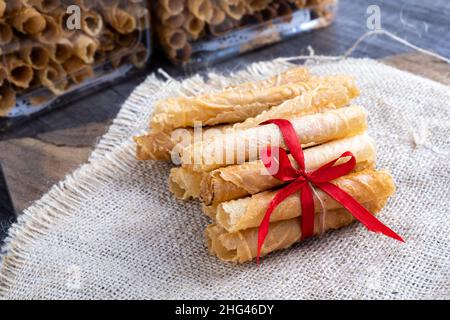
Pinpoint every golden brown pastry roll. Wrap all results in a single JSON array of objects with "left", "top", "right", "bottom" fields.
[
  {"left": 5, "top": 55, "right": 34, "bottom": 89},
  {"left": 166, "top": 42, "right": 193, "bottom": 64},
  {"left": 0, "top": 83, "right": 16, "bottom": 117},
  {"left": 160, "top": 0, "right": 185, "bottom": 16},
  {"left": 104, "top": 5, "right": 137, "bottom": 34},
  {"left": 9, "top": 7, "right": 47, "bottom": 35},
  {"left": 150, "top": 67, "right": 311, "bottom": 132},
  {"left": 27, "top": 0, "right": 61, "bottom": 13},
  {"left": 134, "top": 124, "right": 232, "bottom": 161},
  {"left": 200, "top": 133, "right": 376, "bottom": 205},
  {"left": 208, "top": 2, "right": 226, "bottom": 25},
  {"left": 213, "top": 169, "right": 395, "bottom": 233},
  {"left": 38, "top": 61, "right": 69, "bottom": 95},
  {"left": 219, "top": 0, "right": 246, "bottom": 20},
  {"left": 206, "top": 198, "right": 389, "bottom": 263},
  {"left": 0, "top": 1, "right": 6, "bottom": 19},
  {"left": 19, "top": 43, "right": 51, "bottom": 70},
  {"left": 188, "top": 0, "right": 213, "bottom": 21},
  {"left": 98, "top": 27, "right": 116, "bottom": 52},
  {"left": 233, "top": 75, "right": 359, "bottom": 129},
  {"left": 34, "top": 15, "right": 62, "bottom": 44},
  {"left": 0, "top": 20, "right": 13, "bottom": 45},
  {"left": 183, "top": 12, "right": 205, "bottom": 40},
  {"left": 49, "top": 38, "right": 74, "bottom": 64},
  {"left": 63, "top": 56, "right": 94, "bottom": 84},
  {"left": 72, "top": 33, "right": 99, "bottom": 64},
  {"left": 74, "top": 0, "right": 98, "bottom": 11},
  {"left": 116, "top": 29, "right": 139, "bottom": 47},
  {"left": 159, "top": 6, "right": 186, "bottom": 29},
  {"left": 181, "top": 105, "right": 368, "bottom": 172},
  {"left": 244, "top": 0, "right": 272, "bottom": 13},
  {"left": 159, "top": 27, "right": 187, "bottom": 50},
  {"left": 129, "top": 43, "right": 149, "bottom": 68},
  {"left": 169, "top": 167, "right": 204, "bottom": 199},
  {"left": 81, "top": 11, "right": 104, "bottom": 37}
]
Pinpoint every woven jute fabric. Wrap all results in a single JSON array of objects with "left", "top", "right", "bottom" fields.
[{"left": 0, "top": 58, "right": 449, "bottom": 299}]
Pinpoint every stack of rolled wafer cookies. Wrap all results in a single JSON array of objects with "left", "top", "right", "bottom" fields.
[
  {"left": 155, "top": 0, "right": 336, "bottom": 63},
  {"left": 134, "top": 66, "right": 396, "bottom": 263},
  {"left": 0, "top": 0, "right": 150, "bottom": 117}
]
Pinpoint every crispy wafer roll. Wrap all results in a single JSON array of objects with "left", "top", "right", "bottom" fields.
[
  {"left": 183, "top": 12, "right": 205, "bottom": 39},
  {"left": 72, "top": 33, "right": 98, "bottom": 64},
  {"left": 159, "top": 27, "right": 187, "bottom": 50},
  {"left": 169, "top": 167, "right": 204, "bottom": 199},
  {"left": 116, "top": 29, "right": 139, "bottom": 47},
  {"left": 27, "top": 0, "right": 61, "bottom": 13},
  {"left": 34, "top": 15, "right": 61, "bottom": 44},
  {"left": 81, "top": 11, "right": 104, "bottom": 37},
  {"left": 159, "top": 6, "right": 186, "bottom": 28},
  {"left": 74, "top": 0, "right": 98, "bottom": 11},
  {"left": 98, "top": 27, "right": 116, "bottom": 52},
  {"left": 200, "top": 133, "right": 376, "bottom": 205},
  {"left": 104, "top": 5, "right": 137, "bottom": 34},
  {"left": 167, "top": 42, "right": 192, "bottom": 63},
  {"left": 206, "top": 198, "right": 389, "bottom": 263},
  {"left": 219, "top": 0, "right": 246, "bottom": 20},
  {"left": 244, "top": 0, "right": 272, "bottom": 13},
  {"left": 188, "top": 0, "right": 213, "bottom": 21},
  {"left": 63, "top": 56, "right": 94, "bottom": 84},
  {"left": 0, "top": 20, "right": 13, "bottom": 45},
  {"left": 233, "top": 75, "right": 359, "bottom": 129},
  {"left": 19, "top": 43, "right": 51, "bottom": 70},
  {"left": 151, "top": 67, "right": 311, "bottom": 132},
  {"left": 213, "top": 169, "right": 395, "bottom": 233},
  {"left": 134, "top": 124, "right": 233, "bottom": 161},
  {"left": 38, "top": 61, "right": 69, "bottom": 95},
  {"left": 49, "top": 38, "right": 74, "bottom": 63},
  {"left": 129, "top": 43, "right": 149, "bottom": 68},
  {"left": 10, "top": 7, "right": 47, "bottom": 35},
  {"left": 182, "top": 105, "right": 368, "bottom": 172},
  {"left": 51, "top": 7, "right": 74, "bottom": 37},
  {"left": 287, "top": 0, "right": 307, "bottom": 8},
  {"left": 160, "top": 0, "right": 185, "bottom": 16},
  {"left": 5, "top": 55, "right": 34, "bottom": 89},
  {"left": 0, "top": 1, "right": 5, "bottom": 18},
  {"left": 0, "top": 83, "right": 15, "bottom": 117}
]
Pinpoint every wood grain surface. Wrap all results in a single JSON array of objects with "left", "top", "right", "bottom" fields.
[{"left": 0, "top": 0, "right": 449, "bottom": 240}]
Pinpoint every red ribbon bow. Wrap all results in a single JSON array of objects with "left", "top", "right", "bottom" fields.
[{"left": 257, "top": 119, "right": 404, "bottom": 263}]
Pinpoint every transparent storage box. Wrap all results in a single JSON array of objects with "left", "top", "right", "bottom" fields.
[
  {"left": 0, "top": 0, "right": 151, "bottom": 131},
  {"left": 154, "top": 0, "right": 337, "bottom": 67}
]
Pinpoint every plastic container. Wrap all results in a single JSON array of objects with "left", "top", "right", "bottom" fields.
[
  {"left": 154, "top": 0, "right": 337, "bottom": 67},
  {"left": 0, "top": 0, "right": 151, "bottom": 131}
]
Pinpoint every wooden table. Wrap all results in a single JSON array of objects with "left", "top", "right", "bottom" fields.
[{"left": 0, "top": 0, "right": 449, "bottom": 239}]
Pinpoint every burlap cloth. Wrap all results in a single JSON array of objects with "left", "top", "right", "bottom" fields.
[{"left": 0, "top": 58, "right": 449, "bottom": 299}]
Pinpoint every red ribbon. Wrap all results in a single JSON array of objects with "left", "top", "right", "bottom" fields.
[{"left": 256, "top": 119, "right": 404, "bottom": 263}]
